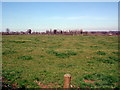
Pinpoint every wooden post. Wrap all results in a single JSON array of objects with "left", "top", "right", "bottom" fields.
[{"left": 63, "top": 74, "right": 71, "bottom": 88}]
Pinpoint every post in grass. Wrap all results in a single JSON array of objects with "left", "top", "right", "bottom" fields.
[{"left": 63, "top": 74, "right": 71, "bottom": 88}]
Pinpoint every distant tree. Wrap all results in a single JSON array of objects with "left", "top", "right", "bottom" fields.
[
  {"left": 54, "top": 29, "right": 57, "bottom": 34},
  {"left": 46, "top": 30, "right": 49, "bottom": 34},
  {"left": 60, "top": 30, "right": 63, "bottom": 34},
  {"left": 80, "top": 29, "right": 83, "bottom": 34},
  {"left": 26, "top": 29, "right": 32, "bottom": 34},
  {"left": 6, "top": 28, "right": 10, "bottom": 33}
]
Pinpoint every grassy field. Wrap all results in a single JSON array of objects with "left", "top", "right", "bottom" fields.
[{"left": 2, "top": 35, "right": 119, "bottom": 88}]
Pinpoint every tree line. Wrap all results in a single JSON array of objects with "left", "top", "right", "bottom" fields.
[{"left": 1, "top": 28, "right": 120, "bottom": 36}]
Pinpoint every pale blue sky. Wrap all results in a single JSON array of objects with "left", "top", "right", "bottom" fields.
[{"left": 2, "top": 2, "right": 118, "bottom": 32}]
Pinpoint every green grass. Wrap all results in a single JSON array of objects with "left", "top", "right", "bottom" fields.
[
  {"left": 17, "top": 56, "right": 33, "bottom": 60},
  {"left": 2, "top": 35, "right": 119, "bottom": 88},
  {"left": 47, "top": 50, "right": 77, "bottom": 58},
  {"left": 2, "top": 50, "right": 17, "bottom": 55},
  {"left": 83, "top": 73, "right": 119, "bottom": 88},
  {"left": 96, "top": 51, "right": 106, "bottom": 55}
]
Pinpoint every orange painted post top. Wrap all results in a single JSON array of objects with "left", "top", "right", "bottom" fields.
[{"left": 63, "top": 74, "right": 71, "bottom": 88}]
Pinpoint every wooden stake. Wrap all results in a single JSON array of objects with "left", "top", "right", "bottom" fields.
[{"left": 63, "top": 74, "right": 71, "bottom": 88}]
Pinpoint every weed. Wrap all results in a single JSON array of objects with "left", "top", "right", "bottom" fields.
[
  {"left": 48, "top": 45, "right": 61, "bottom": 48},
  {"left": 18, "top": 80, "right": 28, "bottom": 88},
  {"left": 84, "top": 74, "right": 95, "bottom": 81},
  {"left": 102, "top": 59, "right": 115, "bottom": 64},
  {"left": 2, "top": 70, "right": 21, "bottom": 84},
  {"left": 96, "top": 51, "right": 106, "bottom": 55},
  {"left": 83, "top": 73, "right": 119, "bottom": 87},
  {"left": 94, "top": 57, "right": 115, "bottom": 64},
  {"left": 39, "top": 55, "right": 45, "bottom": 58},
  {"left": 47, "top": 50, "right": 77, "bottom": 58},
  {"left": 80, "top": 82, "right": 94, "bottom": 88},
  {"left": 17, "top": 56, "right": 32, "bottom": 60},
  {"left": 109, "top": 56, "right": 119, "bottom": 62},
  {"left": 112, "top": 51, "right": 120, "bottom": 55},
  {"left": 58, "top": 64, "right": 75, "bottom": 68},
  {"left": 87, "top": 61, "right": 94, "bottom": 64},
  {"left": 99, "top": 59, "right": 115, "bottom": 64},
  {"left": 67, "top": 51, "right": 77, "bottom": 56},
  {"left": 33, "top": 77, "right": 40, "bottom": 81},
  {"left": 9, "top": 41, "right": 27, "bottom": 43},
  {"left": 2, "top": 50, "right": 17, "bottom": 55},
  {"left": 55, "top": 52, "right": 69, "bottom": 58},
  {"left": 90, "top": 45, "right": 101, "bottom": 49}
]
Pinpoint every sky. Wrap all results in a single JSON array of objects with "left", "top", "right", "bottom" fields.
[{"left": 2, "top": 2, "right": 118, "bottom": 32}]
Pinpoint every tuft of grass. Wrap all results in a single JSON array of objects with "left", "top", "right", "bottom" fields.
[
  {"left": 17, "top": 56, "right": 33, "bottom": 60},
  {"left": 109, "top": 56, "right": 119, "bottom": 62},
  {"left": 84, "top": 73, "right": 119, "bottom": 87},
  {"left": 102, "top": 59, "right": 115, "bottom": 64},
  {"left": 93, "top": 57, "right": 115, "bottom": 64},
  {"left": 58, "top": 64, "right": 75, "bottom": 68},
  {"left": 96, "top": 51, "right": 106, "bottom": 55},
  {"left": 84, "top": 74, "right": 95, "bottom": 81},
  {"left": 90, "top": 45, "right": 101, "bottom": 49},
  {"left": 2, "top": 50, "right": 17, "bottom": 55},
  {"left": 80, "top": 82, "right": 94, "bottom": 88},
  {"left": 99, "top": 59, "right": 115, "bottom": 64},
  {"left": 55, "top": 52, "right": 69, "bottom": 58},
  {"left": 39, "top": 55, "right": 45, "bottom": 58},
  {"left": 47, "top": 50, "right": 77, "bottom": 58},
  {"left": 18, "top": 80, "right": 28, "bottom": 88},
  {"left": 9, "top": 41, "right": 27, "bottom": 43},
  {"left": 112, "top": 51, "right": 120, "bottom": 55},
  {"left": 67, "top": 51, "right": 77, "bottom": 56},
  {"left": 87, "top": 61, "right": 94, "bottom": 64}
]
